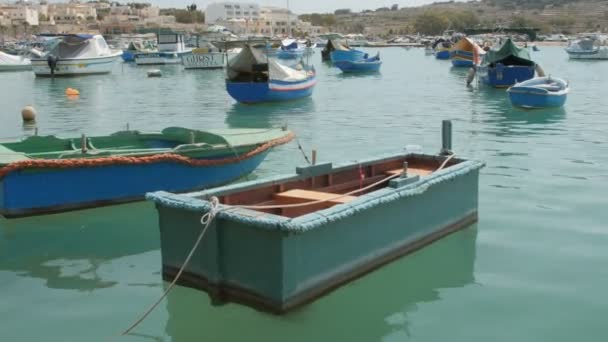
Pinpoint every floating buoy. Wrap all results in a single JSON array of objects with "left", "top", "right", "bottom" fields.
[
  {"left": 147, "top": 69, "right": 162, "bottom": 77},
  {"left": 21, "top": 105, "right": 37, "bottom": 122},
  {"left": 65, "top": 87, "right": 80, "bottom": 96}
]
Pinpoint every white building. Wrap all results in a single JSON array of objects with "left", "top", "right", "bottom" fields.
[
  {"left": 205, "top": 2, "right": 260, "bottom": 24},
  {"left": 0, "top": 5, "right": 39, "bottom": 26},
  {"left": 49, "top": 2, "right": 97, "bottom": 24}
]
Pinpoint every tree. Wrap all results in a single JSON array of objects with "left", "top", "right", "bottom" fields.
[
  {"left": 334, "top": 9, "right": 351, "bottom": 16},
  {"left": 414, "top": 11, "right": 450, "bottom": 35}
]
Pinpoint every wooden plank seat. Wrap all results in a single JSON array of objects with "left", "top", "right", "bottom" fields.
[
  {"left": 385, "top": 167, "right": 433, "bottom": 177},
  {"left": 274, "top": 189, "right": 357, "bottom": 205}
]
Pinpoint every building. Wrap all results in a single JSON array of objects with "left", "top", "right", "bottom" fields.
[
  {"left": 49, "top": 2, "right": 97, "bottom": 24},
  {"left": 0, "top": 5, "right": 39, "bottom": 27},
  {"left": 205, "top": 2, "right": 260, "bottom": 24},
  {"left": 258, "top": 6, "right": 298, "bottom": 36}
]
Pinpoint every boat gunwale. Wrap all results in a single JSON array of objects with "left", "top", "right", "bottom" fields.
[{"left": 147, "top": 152, "right": 485, "bottom": 233}]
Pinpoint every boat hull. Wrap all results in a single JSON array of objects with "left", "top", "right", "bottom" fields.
[
  {"left": 182, "top": 52, "right": 225, "bottom": 69},
  {"left": 333, "top": 60, "right": 381, "bottom": 72},
  {"left": 566, "top": 48, "right": 608, "bottom": 60},
  {"left": 0, "top": 64, "right": 32, "bottom": 72},
  {"left": 121, "top": 50, "right": 137, "bottom": 62},
  {"left": 31, "top": 54, "right": 121, "bottom": 76},
  {"left": 0, "top": 151, "right": 269, "bottom": 218},
  {"left": 508, "top": 91, "right": 567, "bottom": 108},
  {"left": 480, "top": 65, "right": 535, "bottom": 88},
  {"left": 435, "top": 49, "right": 450, "bottom": 59},
  {"left": 135, "top": 51, "right": 190, "bottom": 65},
  {"left": 226, "top": 76, "right": 316, "bottom": 104},
  {"left": 330, "top": 49, "right": 365, "bottom": 62},
  {"left": 149, "top": 153, "right": 484, "bottom": 314},
  {"left": 451, "top": 58, "right": 474, "bottom": 67},
  {"left": 277, "top": 49, "right": 305, "bottom": 59}
]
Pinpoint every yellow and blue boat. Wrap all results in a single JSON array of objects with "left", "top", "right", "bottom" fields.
[{"left": 450, "top": 37, "right": 485, "bottom": 67}]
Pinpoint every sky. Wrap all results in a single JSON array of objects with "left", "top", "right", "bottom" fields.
[{"left": 123, "top": 0, "right": 457, "bottom": 15}]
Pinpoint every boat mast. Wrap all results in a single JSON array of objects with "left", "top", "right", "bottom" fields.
[{"left": 287, "top": 0, "right": 291, "bottom": 38}]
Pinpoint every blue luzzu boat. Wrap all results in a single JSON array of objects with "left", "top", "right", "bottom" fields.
[
  {"left": 276, "top": 39, "right": 305, "bottom": 59},
  {"left": 333, "top": 53, "right": 381, "bottom": 73},
  {"left": 478, "top": 38, "right": 536, "bottom": 88},
  {"left": 330, "top": 48, "right": 366, "bottom": 62},
  {"left": 147, "top": 121, "right": 485, "bottom": 314},
  {"left": 432, "top": 38, "right": 452, "bottom": 60},
  {"left": 507, "top": 76, "right": 569, "bottom": 109},
  {"left": 0, "top": 127, "right": 293, "bottom": 218},
  {"left": 121, "top": 41, "right": 155, "bottom": 62},
  {"left": 226, "top": 45, "right": 316, "bottom": 104},
  {"left": 450, "top": 37, "right": 484, "bottom": 67}
]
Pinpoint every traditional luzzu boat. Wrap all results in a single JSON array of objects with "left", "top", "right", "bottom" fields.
[
  {"left": 432, "top": 38, "right": 452, "bottom": 59},
  {"left": 507, "top": 76, "right": 569, "bottom": 109},
  {"left": 333, "top": 52, "right": 381, "bottom": 73},
  {"left": 225, "top": 45, "right": 316, "bottom": 104},
  {"left": 329, "top": 46, "right": 366, "bottom": 62},
  {"left": 31, "top": 34, "right": 122, "bottom": 76},
  {"left": 135, "top": 32, "right": 192, "bottom": 65},
  {"left": 321, "top": 39, "right": 350, "bottom": 61},
  {"left": 147, "top": 121, "right": 485, "bottom": 314},
  {"left": 450, "top": 37, "right": 485, "bottom": 67},
  {"left": 0, "top": 127, "right": 293, "bottom": 218},
  {"left": 478, "top": 38, "right": 536, "bottom": 88}
]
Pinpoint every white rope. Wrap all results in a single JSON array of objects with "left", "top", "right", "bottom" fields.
[
  {"left": 436, "top": 153, "right": 455, "bottom": 172},
  {"left": 118, "top": 196, "right": 220, "bottom": 337}
]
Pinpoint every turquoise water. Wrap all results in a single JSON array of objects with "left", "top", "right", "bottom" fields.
[{"left": 1, "top": 47, "right": 607, "bottom": 341}]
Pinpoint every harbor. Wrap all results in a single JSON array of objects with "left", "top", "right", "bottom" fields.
[{"left": 1, "top": 34, "right": 608, "bottom": 342}]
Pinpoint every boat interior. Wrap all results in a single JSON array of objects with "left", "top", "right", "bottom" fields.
[
  {"left": 216, "top": 155, "right": 460, "bottom": 218},
  {"left": 0, "top": 128, "right": 233, "bottom": 160}
]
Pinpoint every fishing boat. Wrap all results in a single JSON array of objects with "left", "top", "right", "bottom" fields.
[
  {"left": 182, "top": 41, "right": 225, "bottom": 69},
  {"left": 450, "top": 37, "right": 484, "bottom": 67},
  {"left": 135, "top": 33, "right": 192, "bottom": 65},
  {"left": 478, "top": 38, "right": 536, "bottom": 88},
  {"left": 276, "top": 39, "right": 305, "bottom": 59},
  {"left": 31, "top": 34, "right": 121, "bottom": 77},
  {"left": 565, "top": 34, "right": 608, "bottom": 60},
  {"left": 147, "top": 121, "right": 484, "bottom": 314},
  {"left": 321, "top": 39, "right": 350, "bottom": 61},
  {"left": 122, "top": 41, "right": 155, "bottom": 62},
  {"left": 0, "top": 127, "right": 293, "bottom": 218},
  {"left": 507, "top": 76, "right": 569, "bottom": 109},
  {"left": 433, "top": 38, "right": 452, "bottom": 59},
  {"left": 0, "top": 51, "right": 31, "bottom": 71},
  {"left": 333, "top": 53, "right": 381, "bottom": 73},
  {"left": 330, "top": 47, "right": 365, "bottom": 62},
  {"left": 225, "top": 45, "right": 316, "bottom": 104}
]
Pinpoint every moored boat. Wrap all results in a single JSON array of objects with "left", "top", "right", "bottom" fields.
[
  {"left": 433, "top": 38, "right": 452, "bottom": 59},
  {"left": 0, "top": 51, "right": 31, "bottom": 71},
  {"left": 122, "top": 41, "right": 155, "bottom": 62},
  {"left": 478, "top": 38, "right": 536, "bottom": 88},
  {"left": 321, "top": 39, "right": 349, "bottom": 61},
  {"left": 182, "top": 40, "right": 225, "bottom": 69},
  {"left": 565, "top": 34, "right": 608, "bottom": 60},
  {"left": 225, "top": 45, "right": 316, "bottom": 103},
  {"left": 333, "top": 53, "right": 381, "bottom": 73},
  {"left": 450, "top": 37, "right": 484, "bottom": 67},
  {"left": 330, "top": 48, "right": 365, "bottom": 62},
  {"left": 276, "top": 39, "right": 305, "bottom": 59},
  {"left": 147, "top": 121, "right": 484, "bottom": 314},
  {"left": 135, "top": 32, "right": 192, "bottom": 65},
  {"left": 507, "top": 76, "right": 569, "bottom": 109},
  {"left": 0, "top": 127, "right": 293, "bottom": 218},
  {"left": 31, "top": 34, "right": 121, "bottom": 77}
]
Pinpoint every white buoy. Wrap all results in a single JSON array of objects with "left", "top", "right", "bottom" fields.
[
  {"left": 147, "top": 69, "right": 162, "bottom": 77},
  {"left": 21, "top": 105, "right": 37, "bottom": 122}
]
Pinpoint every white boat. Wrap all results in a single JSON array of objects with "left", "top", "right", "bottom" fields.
[
  {"left": 135, "top": 33, "right": 192, "bottom": 65},
  {"left": 0, "top": 51, "right": 31, "bottom": 71},
  {"left": 31, "top": 34, "right": 121, "bottom": 77},
  {"left": 565, "top": 34, "right": 608, "bottom": 60},
  {"left": 182, "top": 41, "right": 225, "bottom": 69}
]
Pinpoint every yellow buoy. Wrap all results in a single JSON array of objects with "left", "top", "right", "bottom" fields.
[
  {"left": 65, "top": 88, "right": 80, "bottom": 96},
  {"left": 21, "top": 105, "right": 37, "bottom": 122}
]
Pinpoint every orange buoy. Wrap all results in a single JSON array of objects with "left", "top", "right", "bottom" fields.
[{"left": 65, "top": 88, "right": 80, "bottom": 96}]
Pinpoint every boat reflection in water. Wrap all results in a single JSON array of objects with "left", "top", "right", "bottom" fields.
[{"left": 163, "top": 227, "right": 477, "bottom": 341}]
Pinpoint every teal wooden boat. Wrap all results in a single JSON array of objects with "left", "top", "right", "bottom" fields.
[
  {"left": 0, "top": 127, "right": 293, "bottom": 218},
  {"left": 148, "top": 122, "right": 485, "bottom": 314}
]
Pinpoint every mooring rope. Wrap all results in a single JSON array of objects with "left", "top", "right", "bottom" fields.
[
  {"left": 294, "top": 136, "right": 312, "bottom": 165},
  {"left": 119, "top": 197, "right": 220, "bottom": 337}
]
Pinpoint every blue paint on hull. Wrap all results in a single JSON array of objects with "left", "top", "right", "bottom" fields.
[
  {"left": 277, "top": 49, "right": 305, "bottom": 59},
  {"left": 481, "top": 65, "right": 535, "bottom": 87},
  {"left": 122, "top": 50, "right": 136, "bottom": 62},
  {"left": 0, "top": 151, "right": 269, "bottom": 216},
  {"left": 451, "top": 59, "right": 474, "bottom": 67},
  {"left": 226, "top": 78, "right": 315, "bottom": 104},
  {"left": 333, "top": 60, "right": 381, "bottom": 72},
  {"left": 435, "top": 50, "right": 451, "bottom": 59},
  {"left": 330, "top": 49, "right": 365, "bottom": 62},
  {"left": 508, "top": 91, "right": 567, "bottom": 108}
]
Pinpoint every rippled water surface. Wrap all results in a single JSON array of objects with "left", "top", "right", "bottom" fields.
[{"left": 1, "top": 47, "right": 607, "bottom": 341}]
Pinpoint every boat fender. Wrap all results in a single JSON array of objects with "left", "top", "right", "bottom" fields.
[
  {"left": 47, "top": 54, "right": 58, "bottom": 75},
  {"left": 21, "top": 105, "right": 36, "bottom": 122},
  {"left": 466, "top": 67, "right": 476, "bottom": 86},
  {"left": 535, "top": 64, "right": 546, "bottom": 77}
]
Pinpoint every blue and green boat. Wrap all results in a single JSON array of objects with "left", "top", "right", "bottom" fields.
[
  {"left": 479, "top": 38, "right": 536, "bottom": 88},
  {"left": 148, "top": 123, "right": 485, "bottom": 314},
  {"left": 0, "top": 127, "right": 293, "bottom": 218}
]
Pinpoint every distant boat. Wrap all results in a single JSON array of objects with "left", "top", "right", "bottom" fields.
[
  {"left": 0, "top": 127, "right": 294, "bottom": 218},
  {"left": 135, "top": 33, "right": 192, "bottom": 65},
  {"left": 321, "top": 39, "right": 350, "bottom": 61},
  {"left": 333, "top": 53, "right": 381, "bottom": 73},
  {"left": 277, "top": 39, "right": 305, "bottom": 59},
  {"left": 0, "top": 51, "right": 31, "bottom": 71},
  {"left": 478, "top": 38, "right": 536, "bottom": 88},
  {"left": 330, "top": 48, "right": 365, "bottom": 62},
  {"left": 507, "top": 76, "right": 569, "bottom": 109},
  {"left": 122, "top": 41, "right": 155, "bottom": 62},
  {"left": 225, "top": 45, "right": 316, "bottom": 103},
  {"left": 450, "top": 37, "right": 485, "bottom": 67},
  {"left": 565, "top": 34, "right": 608, "bottom": 60},
  {"left": 31, "top": 34, "right": 121, "bottom": 77},
  {"left": 432, "top": 38, "right": 452, "bottom": 59}
]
